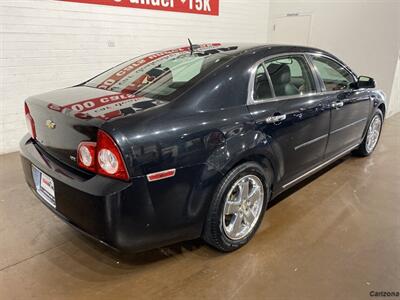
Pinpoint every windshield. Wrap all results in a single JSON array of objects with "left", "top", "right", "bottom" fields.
[{"left": 84, "top": 44, "right": 233, "bottom": 101}]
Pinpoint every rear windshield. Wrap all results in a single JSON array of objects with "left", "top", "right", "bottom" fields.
[{"left": 84, "top": 45, "right": 233, "bottom": 101}]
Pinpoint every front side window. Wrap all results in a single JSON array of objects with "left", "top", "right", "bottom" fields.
[
  {"left": 265, "top": 56, "right": 316, "bottom": 97},
  {"left": 312, "top": 56, "right": 355, "bottom": 91}
]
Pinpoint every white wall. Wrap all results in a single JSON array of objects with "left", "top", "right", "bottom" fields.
[
  {"left": 388, "top": 51, "right": 400, "bottom": 117},
  {"left": 0, "top": 0, "right": 270, "bottom": 154},
  {"left": 268, "top": 0, "right": 400, "bottom": 116}
]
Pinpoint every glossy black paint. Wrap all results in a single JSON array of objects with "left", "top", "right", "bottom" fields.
[{"left": 20, "top": 44, "right": 386, "bottom": 252}]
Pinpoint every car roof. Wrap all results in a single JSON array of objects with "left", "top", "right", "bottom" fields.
[
  {"left": 203, "top": 43, "right": 331, "bottom": 57},
  {"left": 171, "top": 43, "right": 347, "bottom": 111},
  {"left": 196, "top": 43, "right": 347, "bottom": 72}
]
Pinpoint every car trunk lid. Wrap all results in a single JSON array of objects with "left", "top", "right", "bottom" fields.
[{"left": 26, "top": 86, "right": 168, "bottom": 168}]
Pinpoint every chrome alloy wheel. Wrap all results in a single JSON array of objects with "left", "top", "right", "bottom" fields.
[
  {"left": 222, "top": 175, "right": 264, "bottom": 240},
  {"left": 366, "top": 115, "right": 382, "bottom": 153}
]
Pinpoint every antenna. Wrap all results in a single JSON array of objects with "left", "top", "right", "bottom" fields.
[{"left": 188, "top": 38, "right": 194, "bottom": 55}]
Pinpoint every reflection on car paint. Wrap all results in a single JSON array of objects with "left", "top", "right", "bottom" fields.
[
  {"left": 45, "top": 43, "right": 243, "bottom": 121},
  {"left": 48, "top": 94, "right": 168, "bottom": 121},
  {"left": 97, "top": 43, "right": 222, "bottom": 90}
]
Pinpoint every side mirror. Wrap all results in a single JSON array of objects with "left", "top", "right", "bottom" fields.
[{"left": 350, "top": 76, "right": 376, "bottom": 89}]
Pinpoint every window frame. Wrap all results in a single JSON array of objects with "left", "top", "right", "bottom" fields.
[
  {"left": 253, "top": 63, "right": 276, "bottom": 100},
  {"left": 247, "top": 53, "right": 320, "bottom": 105},
  {"left": 306, "top": 53, "right": 358, "bottom": 93}
]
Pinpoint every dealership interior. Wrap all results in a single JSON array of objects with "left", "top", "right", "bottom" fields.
[{"left": 0, "top": 0, "right": 399, "bottom": 299}]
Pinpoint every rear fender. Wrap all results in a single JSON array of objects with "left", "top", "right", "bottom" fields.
[{"left": 205, "top": 129, "right": 279, "bottom": 191}]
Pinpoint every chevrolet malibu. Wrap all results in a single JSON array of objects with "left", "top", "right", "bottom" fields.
[{"left": 20, "top": 43, "right": 385, "bottom": 252}]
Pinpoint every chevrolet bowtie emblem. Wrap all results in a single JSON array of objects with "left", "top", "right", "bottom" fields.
[{"left": 46, "top": 120, "right": 56, "bottom": 129}]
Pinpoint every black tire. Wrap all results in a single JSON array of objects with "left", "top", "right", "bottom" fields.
[
  {"left": 354, "top": 109, "right": 383, "bottom": 157},
  {"left": 202, "top": 162, "right": 271, "bottom": 252}
]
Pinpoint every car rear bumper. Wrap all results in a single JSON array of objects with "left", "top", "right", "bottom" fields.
[{"left": 20, "top": 135, "right": 219, "bottom": 252}]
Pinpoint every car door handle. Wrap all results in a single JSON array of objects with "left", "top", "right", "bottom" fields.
[
  {"left": 266, "top": 114, "right": 287, "bottom": 124},
  {"left": 331, "top": 101, "right": 344, "bottom": 109}
]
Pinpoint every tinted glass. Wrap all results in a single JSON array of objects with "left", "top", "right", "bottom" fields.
[
  {"left": 253, "top": 64, "right": 273, "bottom": 100},
  {"left": 312, "top": 56, "right": 355, "bottom": 91},
  {"left": 265, "top": 56, "right": 316, "bottom": 97},
  {"left": 84, "top": 47, "right": 232, "bottom": 101}
]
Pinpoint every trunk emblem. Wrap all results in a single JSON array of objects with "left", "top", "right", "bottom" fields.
[{"left": 46, "top": 120, "right": 56, "bottom": 129}]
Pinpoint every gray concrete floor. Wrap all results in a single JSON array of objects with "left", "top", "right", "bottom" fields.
[{"left": 0, "top": 114, "right": 399, "bottom": 300}]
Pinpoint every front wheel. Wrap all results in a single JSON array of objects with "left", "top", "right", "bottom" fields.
[
  {"left": 202, "top": 162, "right": 270, "bottom": 252},
  {"left": 354, "top": 110, "right": 383, "bottom": 156}
]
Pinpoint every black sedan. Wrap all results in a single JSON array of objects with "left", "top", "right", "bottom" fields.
[{"left": 20, "top": 43, "right": 386, "bottom": 252}]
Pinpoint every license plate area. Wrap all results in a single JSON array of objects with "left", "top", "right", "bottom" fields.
[{"left": 32, "top": 166, "right": 56, "bottom": 208}]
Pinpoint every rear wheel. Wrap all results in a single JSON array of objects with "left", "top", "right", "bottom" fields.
[
  {"left": 354, "top": 110, "right": 383, "bottom": 156},
  {"left": 203, "top": 162, "right": 270, "bottom": 252}
]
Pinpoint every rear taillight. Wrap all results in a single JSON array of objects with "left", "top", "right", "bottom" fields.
[
  {"left": 97, "top": 130, "right": 129, "bottom": 180},
  {"left": 24, "top": 102, "right": 36, "bottom": 139},
  {"left": 77, "top": 130, "right": 129, "bottom": 181},
  {"left": 77, "top": 142, "right": 96, "bottom": 172}
]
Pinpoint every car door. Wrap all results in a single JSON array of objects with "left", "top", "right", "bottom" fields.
[
  {"left": 247, "top": 54, "right": 331, "bottom": 184},
  {"left": 309, "top": 55, "right": 371, "bottom": 157}
]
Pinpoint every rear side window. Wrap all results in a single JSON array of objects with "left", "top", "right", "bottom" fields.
[
  {"left": 253, "top": 64, "right": 273, "bottom": 100},
  {"left": 265, "top": 56, "right": 316, "bottom": 97},
  {"left": 312, "top": 56, "right": 355, "bottom": 91}
]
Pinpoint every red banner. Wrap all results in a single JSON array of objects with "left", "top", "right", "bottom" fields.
[{"left": 59, "top": 0, "right": 219, "bottom": 16}]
